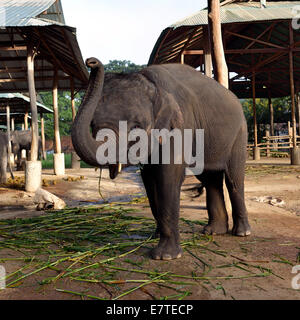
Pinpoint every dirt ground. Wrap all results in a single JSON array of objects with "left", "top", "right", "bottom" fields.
[{"left": 0, "top": 158, "right": 299, "bottom": 300}]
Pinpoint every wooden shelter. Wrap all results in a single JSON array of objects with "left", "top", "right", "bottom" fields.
[
  {"left": 149, "top": 0, "right": 300, "bottom": 163},
  {"left": 0, "top": 93, "right": 53, "bottom": 157},
  {"left": 0, "top": 0, "right": 88, "bottom": 190}
]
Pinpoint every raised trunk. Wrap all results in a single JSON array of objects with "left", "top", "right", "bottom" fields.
[{"left": 71, "top": 58, "right": 105, "bottom": 168}]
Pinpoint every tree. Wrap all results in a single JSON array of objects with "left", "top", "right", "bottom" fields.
[
  {"left": 39, "top": 91, "right": 83, "bottom": 140},
  {"left": 242, "top": 97, "right": 292, "bottom": 142},
  {"left": 104, "top": 60, "right": 146, "bottom": 73}
]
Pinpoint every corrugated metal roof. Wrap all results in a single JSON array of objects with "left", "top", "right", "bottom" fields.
[
  {"left": 171, "top": 1, "right": 299, "bottom": 28},
  {"left": 0, "top": 0, "right": 88, "bottom": 92},
  {"left": 0, "top": 0, "right": 60, "bottom": 26},
  {"left": 0, "top": 93, "right": 53, "bottom": 113}
]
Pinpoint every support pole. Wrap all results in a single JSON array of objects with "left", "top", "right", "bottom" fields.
[
  {"left": 70, "top": 77, "right": 80, "bottom": 169},
  {"left": 203, "top": 27, "right": 213, "bottom": 78},
  {"left": 252, "top": 72, "right": 260, "bottom": 160},
  {"left": 11, "top": 117, "right": 15, "bottom": 132},
  {"left": 208, "top": 0, "right": 228, "bottom": 88},
  {"left": 266, "top": 129, "right": 270, "bottom": 158},
  {"left": 207, "top": 0, "right": 231, "bottom": 214},
  {"left": 6, "top": 106, "right": 13, "bottom": 167},
  {"left": 40, "top": 112, "right": 46, "bottom": 160},
  {"left": 53, "top": 68, "right": 65, "bottom": 175},
  {"left": 289, "top": 21, "right": 300, "bottom": 164},
  {"left": 297, "top": 92, "right": 300, "bottom": 136},
  {"left": 268, "top": 91, "right": 274, "bottom": 136},
  {"left": 25, "top": 43, "right": 41, "bottom": 192},
  {"left": 180, "top": 53, "right": 185, "bottom": 65},
  {"left": 24, "top": 110, "right": 28, "bottom": 130}
]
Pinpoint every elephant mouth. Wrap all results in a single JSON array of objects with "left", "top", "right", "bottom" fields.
[{"left": 108, "top": 163, "right": 122, "bottom": 179}]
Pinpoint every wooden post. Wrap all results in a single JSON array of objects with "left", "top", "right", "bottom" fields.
[
  {"left": 268, "top": 92, "right": 274, "bottom": 136},
  {"left": 203, "top": 27, "right": 213, "bottom": 78},
  {"left": 207, "top": 0, "right": 231, "bottom": 214},
  {"left": 266, "top": 129, "right": 270, "bottom": 158},
  {"left": 298, "top": 92, "right": 300, "bottom": 137},
  {"left": 70, "top": 78, "right": 76, "bottom": 122},
  {"left": 288, "top": 121, "right": 292, "bottom": 147},
  {"left": 252, "top": 72, "right": 260, "bottom": 160},
  {"left": 11, "top": 117, "right": 15, "bottom": 132},
  {"left": 289, "top": 22, "right": 297, "bottom": 149},
  {"left": 53, "top": 68, "right": 61, "bottom": 154},
  {"left": 40, "top": 112, "right": 46, "bottom": 160},
  {"left": 53, "top": 68, "right": 65, "bottom": 175},
  {"left": 180, "top": 53, "right": 185, "bottom": 65},
  {"left": 6, "top": 106, "right": 12, "bottom": 162},
  {"left": 252, "top": 73, "right": 258, "bottom": 148},
  {"left": 24, "top": 110, "right": 28, "bottom": 130},
  {"left": 207, "top": 0, "right": 228, "bottom": 88},
  {"left": 70, "top": 77, "right": 80, "bottom": 169},
  {"left": 27, "top": 44, "right": 39, "bottom": 161}
]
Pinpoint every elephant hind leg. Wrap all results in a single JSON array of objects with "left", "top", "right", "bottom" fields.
[
  {"left": 225, "top": 130, "right": 251, "bottom": 236},
  {"left": 199, "top": 171, "right": 229, "bottom": 235}
]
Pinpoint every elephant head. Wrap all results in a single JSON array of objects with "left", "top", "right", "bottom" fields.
[{"left": 71, "top": 58, "right": 184, "bottom": 179}]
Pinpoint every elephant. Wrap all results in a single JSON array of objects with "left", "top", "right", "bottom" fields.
[
  {"left": 0, "top": 131, "right": 14, "bottom": 183},
  {"left": 71, "top": 57, "right": 250, "bottom": 260},
  {"left": 11, "top": 130, "right": 44, "bottom": 169}
]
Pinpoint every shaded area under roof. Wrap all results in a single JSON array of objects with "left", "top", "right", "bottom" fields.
[
  {"left": 0, "top": 0, "right": 88, "bottom": 92},
  {"left": 149, "top": 0, "right": 300, "bottom": 99},
  {"left": 0, "top": 93, "right": 53, "bottom": 114},
  {"left": 0, "top": 112, "right": 34, "bottom": 126}
]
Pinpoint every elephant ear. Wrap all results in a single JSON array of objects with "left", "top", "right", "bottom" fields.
[{"left": 153, "top": 89, "right": 184, "bottom": 131}]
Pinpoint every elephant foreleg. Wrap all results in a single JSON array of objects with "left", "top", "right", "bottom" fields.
[{"left": 141, "top": 164, "right": 184, "bottom": 260}]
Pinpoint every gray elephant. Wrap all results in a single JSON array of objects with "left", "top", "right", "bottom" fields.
[
  {"left": 72, "top": 58, "right": 250, "bottom": 260},
  {"left": 0, "top": 131, "right": 14, "bottom": 183},
  {"left": 11, "top": 130, "right": 44, "bottom": 169}
]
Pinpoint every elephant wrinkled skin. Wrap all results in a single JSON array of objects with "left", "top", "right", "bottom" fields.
[{"left": 71, "top": 58, "right": 251, "bottom": 260}]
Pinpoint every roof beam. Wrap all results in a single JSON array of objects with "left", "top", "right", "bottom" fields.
[
  {"left": 0, "top": 46, "right": 27, "bottom": 51},
  {"left": 34, "top": 27, "right": 69, "bottom": 75},
  {"left": 0, "top": 76, "right": 74, "bottom": 83},
  {"left": 225, "top": 30, "right": 285, "bottom": 49}
]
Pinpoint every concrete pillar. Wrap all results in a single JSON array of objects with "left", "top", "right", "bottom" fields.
[
  {"left": 25, "top": 161, "right": 41, "bottom": 192},
  {"left": 53, "top": 69, "right": 65, "bottom": 176},
  {"left": 253, "top": 146, "right": 260, "bottom": 160},
  {"left": 54, "top": 153, "right": 65, "bottom": 176},
  {"left": 291, "top": 147, "right": 300, "bottom": 165},
  {"left": 71, "top": 152, "right": 80, "bottom": 169}
]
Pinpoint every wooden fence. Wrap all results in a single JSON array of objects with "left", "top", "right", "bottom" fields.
[{"left": 247, "top": 132, "right": 300, "bottom": 157}]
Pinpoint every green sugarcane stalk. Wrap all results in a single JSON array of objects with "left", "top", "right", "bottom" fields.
[{"left": 112, "top": 272, "right": 170, "bottom": 300}]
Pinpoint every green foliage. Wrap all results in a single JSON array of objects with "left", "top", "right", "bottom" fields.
[
  {"left": 242, "top": 96, "right": 292, "bottom": 142},
  {"left": 39, "top": 91, "right": 84, "bottom": 140},
  {"left": 104, "top": 60, "right": 146, "bottom": 73}
]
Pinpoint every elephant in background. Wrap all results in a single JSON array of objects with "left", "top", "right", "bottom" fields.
[
  {"left": 0, "top": 131, "right": 14, "bottom": 183},
  {"left": 72, "top": 58, "right": 250, "bottom": 260},
  {"left": 11, "top": 130, "right": 44, "bottom": 169}
]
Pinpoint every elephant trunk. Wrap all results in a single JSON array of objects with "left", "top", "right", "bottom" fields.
[{"left": 71, "top": 58, "right": 105, "bottom": 168}]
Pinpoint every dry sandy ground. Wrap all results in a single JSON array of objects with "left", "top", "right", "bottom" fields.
[{"left": 0, "top": 159, "right": 299, "bottom": 300}]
